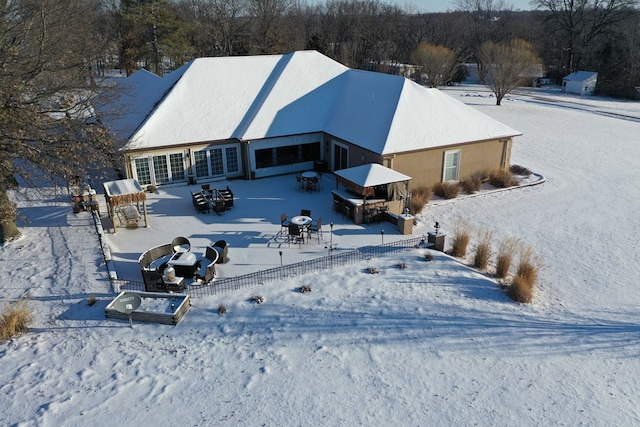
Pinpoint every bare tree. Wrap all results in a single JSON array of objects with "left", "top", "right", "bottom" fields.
[
  {"left": 531, "top": 0, "right": 638, "bottom": 73},
  {"left": 176, "top": 0, "right": 250, "bottom": 57},
  {"left": 411, "top": 43, "right": 460, "bottom": 86},
  {"left": 478, "top": 38, "right": 542, "bottom": 105},
  {"left": 247, "top": 0, "right": 293, "bottom": 54},
  {"left": 454, "top": 0, "right": 515, "bottom": 63},
  {"left": 0, "top": 0, "right": 121, "bottom": 242}
]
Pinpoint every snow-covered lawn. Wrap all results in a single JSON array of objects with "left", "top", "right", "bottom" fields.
[{"left": 1, "top": 85, "right": 639, "bottom": 426}]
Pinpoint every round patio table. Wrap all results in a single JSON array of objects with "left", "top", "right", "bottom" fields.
[
  {"left": 301, "top": 171, "right": 317, "bottom": 179},
  {"left": 290, "top": 215, "right": 312, "bottom": 227}
]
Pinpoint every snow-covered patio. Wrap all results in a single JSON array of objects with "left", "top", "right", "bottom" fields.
[{"left": 103, "top": 172, "right": 432, "bottom": 284}]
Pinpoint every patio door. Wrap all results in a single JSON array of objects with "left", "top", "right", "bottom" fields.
[{"left": 332, "top": 141, "right": 349, "bottom": 171}]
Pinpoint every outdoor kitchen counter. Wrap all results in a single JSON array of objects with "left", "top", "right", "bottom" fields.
[{"left": 331, "top": 190, "right": 385, "bottom": 224}]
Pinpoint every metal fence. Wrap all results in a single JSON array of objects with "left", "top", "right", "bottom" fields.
[{"left": 112, "top": 236, "right": 432, "bottom": 298}]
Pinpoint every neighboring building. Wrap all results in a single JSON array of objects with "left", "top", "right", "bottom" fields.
[
  {"left": 100, "top": 50, "right": 521, "bottom": 191},
  {"left": 562, "top": 71, "right": 598, "bottom": 96}
]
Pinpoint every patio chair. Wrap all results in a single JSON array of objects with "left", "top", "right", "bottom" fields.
[
  {"left": 217, "top": 186, "right": 234, "bottom": 208},
  {"left": 142, "top": 269, "right": 167, "bottom": 293},
  {"left": 171, "top": 236, "right": 191, "bottom": 254},
  {"left": 300, "top": 209, "right": 312, "bottom": 218},
  {"left": 288, "top": 223, "right": 305, "bottom": 246},
  {"left": 194, "top": 246, "right": 218, "bottom": 284},
  {"left": 213, "top": 199, "right": 225, "bottom": 215},
  {"left": 308, "top": 217, "right": 323, "bottom": 242},
  {"left": 213, "top": 240, "right": 228, "bottom": 263},
  {"left": 280, "top": 212, "right": 291, "bottom": 234}
]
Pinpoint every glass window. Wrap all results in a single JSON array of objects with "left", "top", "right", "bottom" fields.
[
  {"left": 194, "top": 150, "right": 209, "bottom": 178},
  {"left": 226, "top": 147, "right": 239, "bottom": 174},
  {"left": 153, "top": 155, "right": 169, "bottom": 184},
  {"left": 443, "top": 150, "right": 460, "bottom": 182},
  {"left": 134, "top": 158, "right": 151, "bottom": 185},
  {"left": 169, "top": 153, "right": 185, "bottom": 181},
  {"left": 255, "top": 142, "right": 321, "bottom": 169},
  {"left": 209, "top": 148, "right": 224, "bottom": 176}
]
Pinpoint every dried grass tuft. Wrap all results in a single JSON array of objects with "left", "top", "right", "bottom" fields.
[
  {"left": 473, "top": 228, "right": 493, "bottom": 271},
  {"left": 217, "top": 303, "right": 227, "bottom": 314},
  {"left": 450, "top": 218, "right": 471, "bottom": 258},
  {"left": 488, "top": 168, "right": 519, "bottom": 188},
  {"left": 432, "top": 182, "right": 460, "bottom": 199},
  {"left": 495, "top": 237, "right": 519, "bottom": 279},
  {"left": 1, "top": 297, "right": 33, "bottom": 341},
  {"left": 460, "top": 175, "right": 482, "bottom": 194},
  {"left": 507, "top": 275, "right": 534, "bottom": 303},
  {"left": 409, "top": 186, "right": 432, "bottom": 214}
]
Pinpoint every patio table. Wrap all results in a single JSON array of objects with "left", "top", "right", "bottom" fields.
[
  {"left": 290, "top": 215, "right": 312, "bottom": 228},
  {"left": 168, "top": 251, "right": 200, "bottom": 277},
  {"left": 300, "top": 171, "right": 319, "bottom": 192}
]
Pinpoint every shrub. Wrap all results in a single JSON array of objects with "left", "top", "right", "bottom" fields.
[
  {"left": 516, "top": 245, "right": 544, "bottom": 288},
  {"left": 300, "top": 285, "right": 312, "bottom": 293},
  {"left": 507, "top": 274, "right": 534, "bottom": 303},
  {"left": 1, "top": 297, "right": 33, "bottom": 341},
  {"left": 396, "top": 262, "right": 407, "bottom": 269},
  {"left": 409, "top": 186, "right": 431, "bottom": 214},
  {"left": 509, "top": 164, "right": 531, "bottom": 177},
  {"left": 433, "top": 182, "right": 460, "bottom": 199},
  {"left": 87, "top": 295, "right": 97, "bottom": 306},
  {"left": 460, "top": 175, "right": 482, "bottom": 194},
  {"left": 217, "top": 303, "right": 227, "bottom": 314},
  {"left": 473, "top": 228, "right": 493, "bottom": 271},
  {"left": 451, "top": 218, "right": 471, "bottom": 258},
  {"left": 495, "top": 238, "right": 519, "bottom": 279},
  {"left": 488, "top": 168, "right": 519, "bottom": 188},
  {"left": 424, "top": 253, "right": 433, "bottom": 262},
  {"left": 367, "top": 267, "right": 380, "bottom": 274}
]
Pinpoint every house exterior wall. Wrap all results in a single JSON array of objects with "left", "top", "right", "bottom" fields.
[{"left": 385, "top": 137, "right": 512, "bottom": 190}]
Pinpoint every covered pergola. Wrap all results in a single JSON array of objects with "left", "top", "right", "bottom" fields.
[
  {"left": 103, "top": 179, "right": 149, "bottom": 233},
  {"left": 333, "top": 163, "right": 411, "bottom": 224}
]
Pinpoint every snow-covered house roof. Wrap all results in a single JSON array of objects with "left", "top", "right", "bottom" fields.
[{"left": 104, "top": 51, "right": 520, "bottom": 155}]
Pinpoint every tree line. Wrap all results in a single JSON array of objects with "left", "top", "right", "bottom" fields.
[{"left": 100, "top": 0, "right": 640, "bottom": 98}]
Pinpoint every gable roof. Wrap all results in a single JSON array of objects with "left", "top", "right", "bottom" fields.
[
  {"left": 563, "top": 71, "right": 598, "bottom": 82},
  {"left": 105, "top": 51, "right": 520, "bottom": 155}
]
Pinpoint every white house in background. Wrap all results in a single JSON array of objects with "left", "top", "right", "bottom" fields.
[
  {"left": 562, "top": 71, "right": 598, "bottom": 96},
  {"left": 99, "top": 50, "right": 520, "bottom": 192}
]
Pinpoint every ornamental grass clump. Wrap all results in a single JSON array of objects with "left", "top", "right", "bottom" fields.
[
  {"left": 460, "top": 175, "right": 482, "bottom": 194},
  {"left": 507, "top": 245, "right": 544, "bottom": 304},
  {"left": 217, "top": 303, "right": 227, "bottom": 315},
  {"left": 495, "top": 237, "right": 519, "bottom": 279},
  {"left": 473, "top": 228, "right": 493, "bottom": 271},
  {"left": 409, "top": 186, "right": 432, "bottom": 214},
  {"left": 488, "top": 168, "right": 519, "bottom": 188},
  {"left": 1, "top": 297, "right": 33, "bottom": 341},
  {"left": 450, "top": 218, "right": 471, "bottom": 258},
  {"left": 433, "top": 182, "right": 460, "bottom": 199}
]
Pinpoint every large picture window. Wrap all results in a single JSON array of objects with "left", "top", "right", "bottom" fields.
[
  {"left": 255, "top": 142, "right": 320, "bottom": 169},
  {"left": 443, "top": 149, "right": 460, "bottom": 182},
  {"left": 133, "top": 153, "right": 186, "bottom": 186},
  {"left": 194, "top": 145, "right": 241, "bottom": 178}
]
